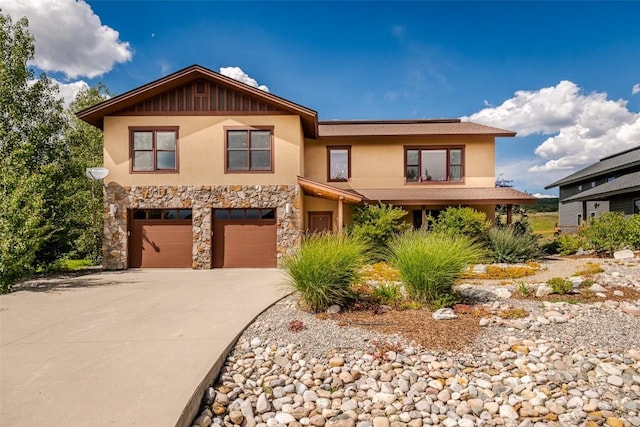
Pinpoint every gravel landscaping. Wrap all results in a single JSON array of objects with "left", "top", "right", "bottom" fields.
[{"left": 193, "top": 255, "right": 640, "bottom": 427}]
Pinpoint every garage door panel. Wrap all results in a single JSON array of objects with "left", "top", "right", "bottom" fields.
[
  {"left": 223, "top": 224, "right": 276, "bottom": 268},
  {"left": 213, "top": 220, "right": 277, "bottom": 268},
  {"left": 130, "top": 220, "right": 192, "bottom": 268}
]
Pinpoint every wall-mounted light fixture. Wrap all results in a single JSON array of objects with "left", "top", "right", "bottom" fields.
[{"left": 594, "top": 202, "right": 600, "bottom": 209}]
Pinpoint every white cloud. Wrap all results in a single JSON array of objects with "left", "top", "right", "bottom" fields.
[
  {"left": 219, "top": 67, "right": 269, "bottom": 92},
  {"left": 532, "top": 193, "right": 558, "bottom": 199},
  {"left": 633, "top": 83, "right": 640, "bottom": 95},
  {"left": 462, "top": 80, "right": 640, "bottom": 173},
  {"left": 496, "top": 158, "right": 563, "bottom": 192},
  {"left": 52, "top": 79, "right": 89, "bottom": 106},
  {"left": 1, "top": 0, "right": 132, "bottom": 79}
]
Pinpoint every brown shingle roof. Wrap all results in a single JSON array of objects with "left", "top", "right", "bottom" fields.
[
  {"left": 356, "top": 187, "right": 536, "bottom": 205},
  {"left": 318, "top": 120, "right": 516, "bottom": 138}
]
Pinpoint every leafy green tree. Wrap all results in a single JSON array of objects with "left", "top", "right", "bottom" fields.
[
  {"left": 0, "top": 13, "right": 68, "bottom": 291},
  {"left": 63, "top": 85, "right": 110, "bottom": 263}
]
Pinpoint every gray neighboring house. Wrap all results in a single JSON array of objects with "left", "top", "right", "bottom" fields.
[{"left": 545, "top": 145, "right": 640, "bottom": 233}]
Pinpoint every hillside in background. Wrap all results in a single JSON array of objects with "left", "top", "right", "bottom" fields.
[{"left": 524, "top": 198, "right": 559, "bottom": 213}]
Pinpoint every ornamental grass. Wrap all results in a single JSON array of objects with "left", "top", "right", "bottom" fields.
[
  {"left": 486, "top": 227, "right": 541, "bottom": 263},
  {"left": 389, "top": 231, "right": 486, "bottom": 303},
  {"left": 284, "top": 233, "right": 369, "bottom": 313}
]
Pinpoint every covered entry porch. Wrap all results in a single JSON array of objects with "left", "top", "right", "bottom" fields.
[
  {"left": 299, "top": 177, "right": 537, "bottom": 232},
  {"left": 355, "top": 187, "right": 537, "bottom": 226}
]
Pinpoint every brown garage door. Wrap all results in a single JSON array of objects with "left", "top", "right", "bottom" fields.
[
  {"left": 213, "top": 208, "right": 277, "bottom": 268},
  {"left": 129, "top": 209, "right": 193, "bottom": 268}
]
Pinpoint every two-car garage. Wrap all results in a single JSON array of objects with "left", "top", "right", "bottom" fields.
[{"left": 128, "top": 208, "right": 277, "bottom": 268}]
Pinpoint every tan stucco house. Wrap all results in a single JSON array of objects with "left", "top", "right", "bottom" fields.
[{"left": 77, "top": 64, "right": 535, "bottom": 269}]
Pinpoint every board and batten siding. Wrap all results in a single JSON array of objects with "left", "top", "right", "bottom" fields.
[
  {"left": 558, "top": 200, "right": 610, "bottom": 232},
  {"left": 610, "top": 193, "right": 640, "bottom": 215}
]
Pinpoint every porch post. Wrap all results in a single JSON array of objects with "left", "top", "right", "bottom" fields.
[
  {"left": 506, "top": 205, "right": 513, "bottom": 225},
  {"left": 421, "top": 205, "right": 427, "bottom": 230},
  {"left": 338, "top": 196, "right": 344, "bottom": 235}
]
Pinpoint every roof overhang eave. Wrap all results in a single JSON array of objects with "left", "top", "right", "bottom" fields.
[
  {"left": 561, "top": 186, "right": 640, "bottom": 203},
  {"left": 363, "top": 198, "right": 536, "bottom": 206},
  {"left": 297, "top": 176, "right": 363, "bottom": 204}
]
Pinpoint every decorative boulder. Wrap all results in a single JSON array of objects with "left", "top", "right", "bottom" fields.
[
  {"left": 327, "top": 304, "right": 341, "bottom": 314},
  {"left": 472, "top": 264, "right": 487, "bottom": 274},
  {"left": 535, "top": 285, "right": 553, "bottom": 298},
  {"left": 432, "top": 308, "right": 457, "bottom": 320},
  {"left": 614, "top": 249, "right": 635, "bottom": 260}
]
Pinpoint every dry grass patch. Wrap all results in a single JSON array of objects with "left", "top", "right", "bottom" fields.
[
  {"left": 513, "top": 286, "right": 640, "bottom": 304},
  {"left": 360, "top": 262, "right": 401, "bottom": 283},
  {"left": 498, "top": 307, "right": 529, "bottom": 319},
  {"left": 573, "top": 262, "right": 605, "bottom": 277},
  {"left": 461, "top": 262, "right": 540, "bottom": 280}
]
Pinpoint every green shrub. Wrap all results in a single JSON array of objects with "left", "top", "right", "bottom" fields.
[
  {"left": 579, "top": 211, "right": 628, "bottom": 255},
  {"left": 431, "top": 292, "right": 462, "bottom": 309},
  {"left": 542, "top": 239, "right": 561, "bottom": 255},
  {"left": 389, "top": 231, "right": 486, "bottom": 303},
  {"left": 432, "top": 207, "right": 491, "bottom": 241},
  {"left": 555, "top": 233, "right": 587, "bottom": 255},
  {"left": 547, "top": 277, "right": 573, "bottom": 294},
  {"left": 486, "top": 227, "right": 541, "bottom": 263},
  {"left": 626, "top": 214, "right": 640, "bottom": 250},
  {"left": 372, "top": 282, "right": 403, "bottom": 306},
  {"left": 510, "top": 217, "right": 534, "bottom": 236},
  {"left": 516, "top": 281, "right": 532, "bottom": 297},
  {"left": 350, "top": 203, "right": 410, "bottom": 261},
  {"left": 284, "top": 233, "right": 369, "bottom": 312}
]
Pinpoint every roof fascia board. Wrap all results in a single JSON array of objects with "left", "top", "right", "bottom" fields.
[
  {"left": 545, "top": 161, "right": 640, "bottom": 189},
  {"left": 363, "top": 198, "right": 536, "bottom": 205}
]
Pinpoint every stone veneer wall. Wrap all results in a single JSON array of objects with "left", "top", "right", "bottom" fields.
[{"left": 103, "top": 184, "right": 301, "bottom": 270}]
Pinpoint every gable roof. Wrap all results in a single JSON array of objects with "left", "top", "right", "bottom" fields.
[
  {"left": 318, "top": 120, "right": 516, "bottom": 138},
  {"left": 561, "top": 170, "right": 640, "bottom": 203},
  {"left": 545, "top": 145, "right": 640, "bottom": 189},
  {"left": 76, "top": 64, "right": 319, "bottom": 138}
]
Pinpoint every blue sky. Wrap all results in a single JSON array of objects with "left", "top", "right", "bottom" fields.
[{"left": 2, "top": 1, "right": 639, "bottom": 196}]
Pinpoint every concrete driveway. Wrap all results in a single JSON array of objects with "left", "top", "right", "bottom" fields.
[{"left": 0, "top": 269, "right": 289, "bottom": 426}]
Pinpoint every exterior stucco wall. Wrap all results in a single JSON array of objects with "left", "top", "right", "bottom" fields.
[
  {"left": 302, "top": 196, "right": 355, "bottom": 231},
  {"left": 103, "top": 184, "right": 301, "bottom": 270},
  {"left": 103, "top": 115, "right": 303, "bottom": 187},
  {"left": 303, "top": 136, "right": 496, "bottom": 189}
]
